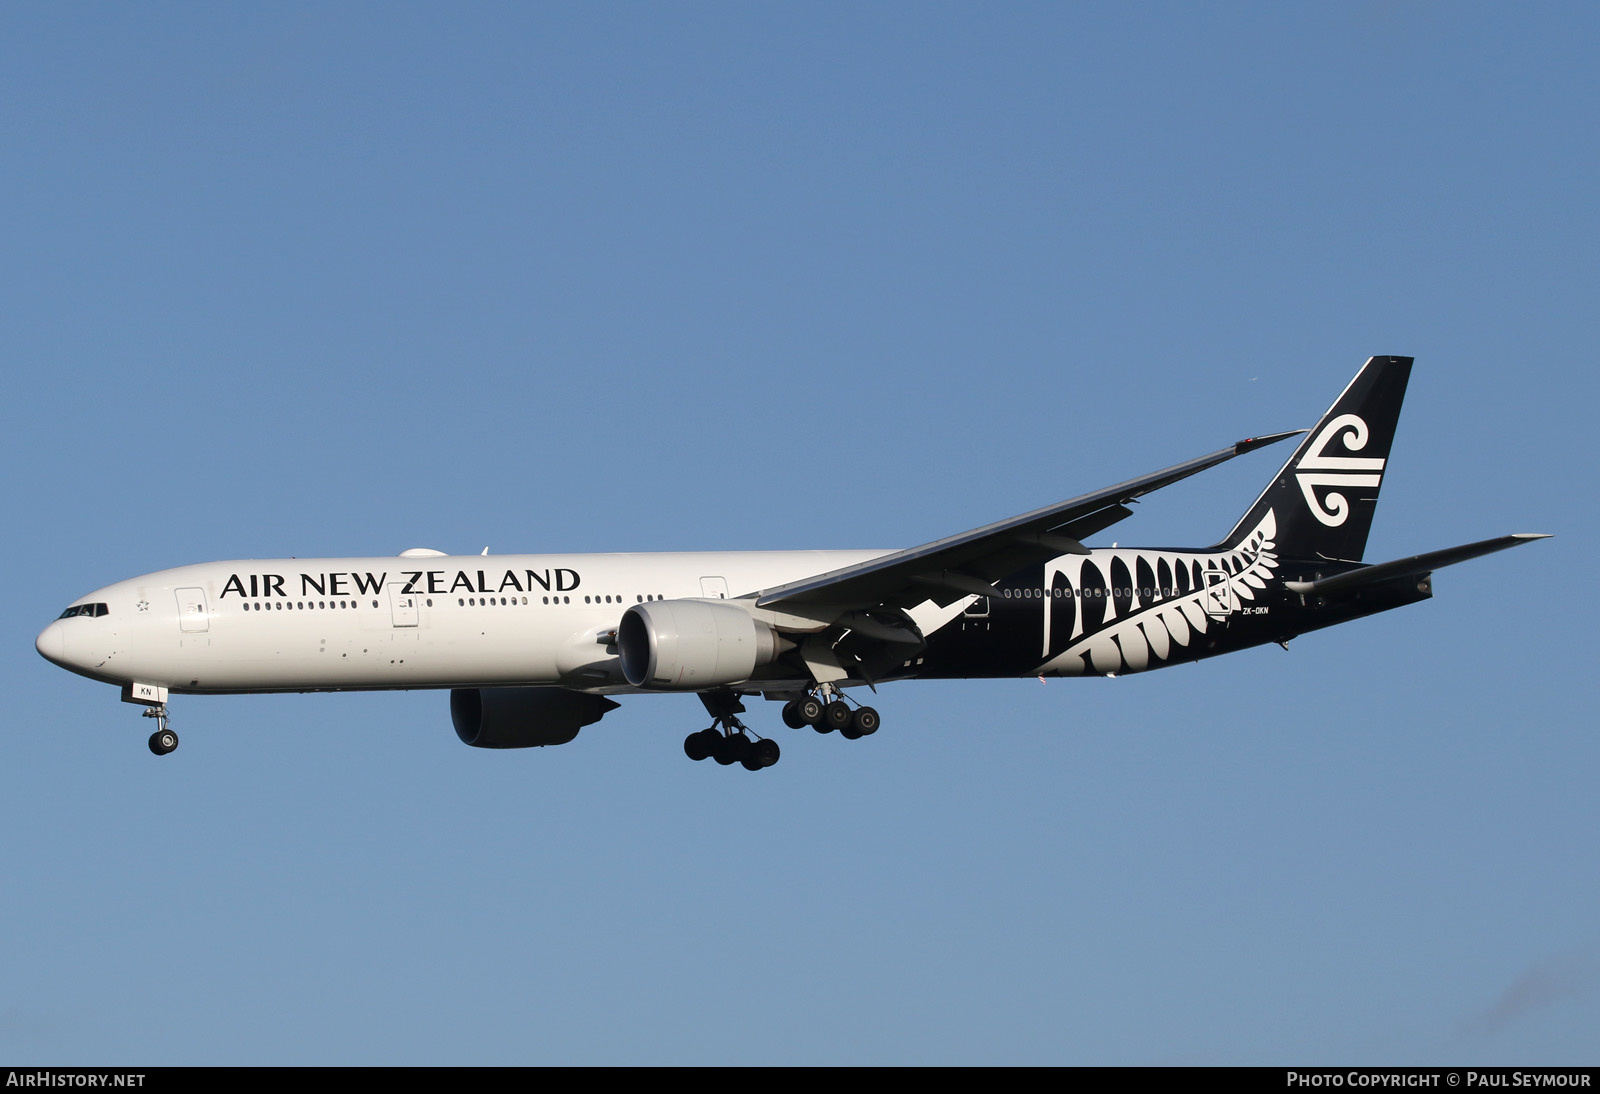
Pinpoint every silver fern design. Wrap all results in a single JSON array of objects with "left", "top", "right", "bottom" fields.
[{"left": 1033, "top": 510, "right": 1280, "bottom": 676}]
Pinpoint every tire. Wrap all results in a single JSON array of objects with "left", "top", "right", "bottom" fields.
[
  {"left": 823, "top": 701, "right": 852, "bottom": 732},
  {"left": 851, "top": 706, "right": 880, "bottom": 736},
  {"left": 750, "top": 738, "right": 781, "bottom": 768},
  {"left": 714, "top": 732, "right": 750, "bottom": 766}
]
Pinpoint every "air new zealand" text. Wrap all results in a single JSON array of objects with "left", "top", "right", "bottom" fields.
[{"left": 217, "top": 568, "right": 582, "bottom": 598}]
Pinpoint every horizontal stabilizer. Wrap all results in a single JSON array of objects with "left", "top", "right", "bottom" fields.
[{"left": 1284, "top": 533, "right": 1551, "bottom": 597}]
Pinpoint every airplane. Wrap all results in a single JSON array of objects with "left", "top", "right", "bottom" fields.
[{"left": 36, "top": 355, "right": 1547, "bottom": 769}]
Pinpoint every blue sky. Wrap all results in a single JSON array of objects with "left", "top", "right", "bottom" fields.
[{"left": 3, "top": 3, "right": 1595, "bottom": 1064}]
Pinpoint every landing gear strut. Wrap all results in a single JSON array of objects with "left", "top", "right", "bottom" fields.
[{"left": 144, "top": 705, "right": 178, "bottom": 756}]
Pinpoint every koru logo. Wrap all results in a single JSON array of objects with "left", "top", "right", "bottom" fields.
[{"left": 1294, "top": 413, "right": 1384, "bottom": 527}]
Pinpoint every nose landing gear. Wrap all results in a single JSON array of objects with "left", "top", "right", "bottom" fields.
[{"left": 143, "top": 705, "right": 178, "bottom": 755}]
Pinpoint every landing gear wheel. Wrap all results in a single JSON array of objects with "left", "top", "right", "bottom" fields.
[
  {"left": 141, "top": 704, "right": 175, "bottom": 755},
  {"left": 798, "top": 696, "right": 826, "bottom": 731},
  {"left": 781, "top": 700, "right": 808, "bottom": 730},
  {"left": 714, "top": 732, "right": 751, "bottom": 766},
  {"left": 823, "top": 701, "right": 853, "bottom": 733},
  {"left": 684, "top": 728, "right": 718, "bottom": 762},
  {"left": 749, "top": 737, "right": 780, "bottom": 769},
  {"left": 851, "top": 706, "right": 880, "bottom": 736}
]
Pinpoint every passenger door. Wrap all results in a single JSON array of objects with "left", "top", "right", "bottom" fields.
[
  {"left": 176, "top": 588, "right": 209, "bottom": 633},
  {"left": 388, "top": 583, "right": 419, "bottom": 627}
]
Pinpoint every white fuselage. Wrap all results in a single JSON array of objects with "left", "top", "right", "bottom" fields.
[{"left": 36, "top": 550, "right": 891, "bottom": 695}]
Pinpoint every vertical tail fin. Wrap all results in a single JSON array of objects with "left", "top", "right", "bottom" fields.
[{"left": 1220, "top": 356, "right": 1413, "bottom": 562}]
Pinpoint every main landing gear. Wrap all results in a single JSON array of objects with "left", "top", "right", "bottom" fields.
[
  {"left": 144, "top": 704, "right": 179, "bottom": 756},
  {"left": 683, "top": 726, "right": 781, "bottom": 771},
  {"left": 684, "top": 691, "right": 781, "bottom": 772},
  {"left": 683, "top": 686, "right": 880, "bottom": 769},
  {"left": 781, "top": 687, "right": 879, "bottom": 740}
]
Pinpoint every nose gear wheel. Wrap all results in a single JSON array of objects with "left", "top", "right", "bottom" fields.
[{"left": 143, "top": 705, "right": 178, "bottom": 756}]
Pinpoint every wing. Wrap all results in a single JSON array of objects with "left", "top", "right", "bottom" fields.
[{"left": 755, "top": 430, "right": 1303, "bottom": 612}]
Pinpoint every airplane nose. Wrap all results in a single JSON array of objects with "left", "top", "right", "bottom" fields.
[{"left": 36, "top": 620, "right": 66, "bottom": 666}]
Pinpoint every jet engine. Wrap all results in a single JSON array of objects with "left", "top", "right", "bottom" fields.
[
  {"left": 617, "top": 598, "right": 789, "bottom": 690},
  {"left": 450, "top": 686, "right": 619, "bottom": 748}
]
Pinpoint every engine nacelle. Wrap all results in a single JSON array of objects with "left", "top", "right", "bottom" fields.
[
  {"left": 618, "top": 598, "right": 786, "bottom": 690},
  {"left": 451, "top": 686, "right": 619, "bottom": 749}
]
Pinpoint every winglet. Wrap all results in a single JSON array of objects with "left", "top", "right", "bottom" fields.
[{"left": 1233, "top": 429, "right": 1305, "bottom": 455}]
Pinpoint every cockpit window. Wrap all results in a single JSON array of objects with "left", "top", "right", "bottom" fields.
[{"left": 58, "top": 603, "right": 108, "bottom": 619}]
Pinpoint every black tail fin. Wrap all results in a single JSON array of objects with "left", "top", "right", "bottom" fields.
[{"left": 1219, "top": 356, "right": 1413, "bottom": 562}]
